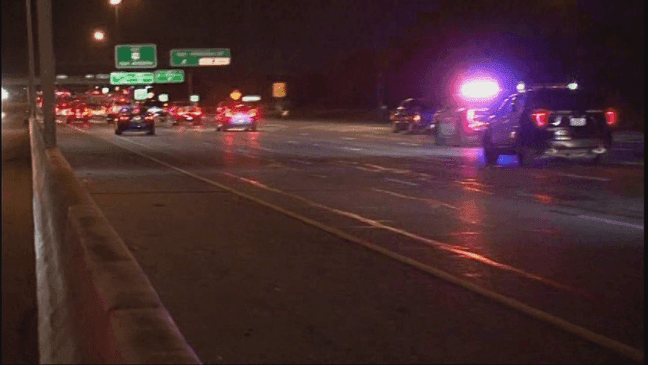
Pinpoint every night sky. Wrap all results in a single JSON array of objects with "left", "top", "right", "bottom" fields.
[{"left": 2, "top": 0, "right": 644, "bottom": 111}]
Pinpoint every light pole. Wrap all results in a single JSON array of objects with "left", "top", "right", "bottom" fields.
[
  {"left": 110, "top": 0, "right": 121, "bottom": 44},
  {"left": 36, "top": 0, "right": 56, "bottom": 148},
  {"left": 26, "top": 0, "right": 38, "bottom": 119}
]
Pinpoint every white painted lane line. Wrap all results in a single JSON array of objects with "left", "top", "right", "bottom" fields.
[
  {"left": 577, "top": 215, "right": 644, "bottom": 231},
  {"left": 341, "top": 137, "right": 356, "bottom": 140},
  {"left": 286, "top": 140, "right": 298, "bottom": 144},
  {"left": 384, "top": 178, "right": 419, "bottom": 187},
  {"left": 341, "top": 146, "right": 363, "bottom": 151},
  {"left": 620, "top": 161, "right": 644, "bottom": 166},
  {"left": 371, "top": 188, "right": 458, "bottom": 210},
  {"left": 290, "top": 159, "right": 313, "bottom": 165},
  {"left": 254, "top": 146, "right": 279, "bottom": 153},
  {"left": 398, "top": 142, "right": 421, "bottom": 147},
  {"left": 57, "top": 126, "right": 648, "bottom": 361},
  {"left": 553, "top": 172, "right": 611, "bottom": 182}
]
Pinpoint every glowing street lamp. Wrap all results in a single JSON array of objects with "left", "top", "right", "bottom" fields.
[
  {"left": 93, "top": 30, "right": 105, "bottom": 41},
  {"left": 2, "top": 88, "right": 9, "bottom": 100}
]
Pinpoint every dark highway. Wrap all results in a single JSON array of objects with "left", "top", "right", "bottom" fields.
[{"left": 54, "top": 117, "right": 643, "bottom": 363}]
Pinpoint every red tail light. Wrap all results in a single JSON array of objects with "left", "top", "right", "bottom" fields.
[
  {"left": 605, "top": 108, "right": 618, "bottom": 126},
  {"left": 465, "top": 109, "right": 487, "bottom": 130},
  {"left": 531, "top": 109, "right": 550, "bottom": 127},
  {"left": 145, "top": 115, "right": 154, "bottom": 121}
]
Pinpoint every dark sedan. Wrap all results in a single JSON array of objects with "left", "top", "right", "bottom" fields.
[
  {"left": 65, "top": 102, "right": 92, "bottom": 124},
  {"left": 433, "top": 104, "right": 491, "bottom": 146},
  {"left": 215, "top": 101, "right": 261, "bottom": 131},
  {"left": 114, "top": 106, "right": 155, "bottom": 135},
  {"left": 390, "top": 98, "right": 436, "bottom": 134}
]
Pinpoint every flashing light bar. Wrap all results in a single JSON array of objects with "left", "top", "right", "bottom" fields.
[{"left": 460, "top": 78, "right": 501, "bottom": 100}]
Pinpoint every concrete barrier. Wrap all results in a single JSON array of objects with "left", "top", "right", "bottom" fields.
[{"left": 30, "top": 118, "right": 201, "bottom": 364}]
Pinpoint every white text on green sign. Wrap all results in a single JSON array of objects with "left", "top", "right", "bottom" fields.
[
  {"left": 170, "top": 48, "right": 231, "bottom": 67},
  {"left": 110, "top": 72, "right": 155, "bottom": 85},
  {"left": 154, "top": 70, "right": 185, "bottom": 83},
  {"left": 115, "top": 44, "right": 157, "bottom": 69}
]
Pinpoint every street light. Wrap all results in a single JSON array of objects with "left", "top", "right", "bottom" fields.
[
  {"left": 110, "top": 0, "right": 121, "bottom": 43},
  {"left": 93, "top": 30, "right": 106, "bottom": 41}
]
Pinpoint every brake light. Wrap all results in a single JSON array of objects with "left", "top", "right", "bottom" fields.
[
  {"left": 226, "top": 110, "right": 233, "bottom": 117},
  {"left": 531, "top": 109, "right": 549, "bottom": 127},
  {"left": 193, "top": 108, "right": 202, "bottom": 116},
  {"left": 605, "top": 108, "right": 618, "bottom": 126},
  {"left": 145, "top": 115, "right": 154, "bottom": 121},
  {"left": 249, "top": 109, "right": 257, "bottom": 117},
  {"left": 119, "top": 116, "right": 129, "bottom": 120}
]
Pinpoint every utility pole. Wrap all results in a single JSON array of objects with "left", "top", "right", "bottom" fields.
[
  {"left": 36, "top": 0, "right": 56, "bottom": 147},
  {"left": 26, "top": 0, "right": 37, "bottom": 119}
]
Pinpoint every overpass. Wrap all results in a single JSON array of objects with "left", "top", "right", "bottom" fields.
[{"left": 2, "top": 76, "right": 111, "bottom": 87}]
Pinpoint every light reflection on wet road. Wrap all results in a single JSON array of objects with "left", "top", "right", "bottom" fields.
[{"left": 58, "top": 118, "right": 644, "bottom": 362}]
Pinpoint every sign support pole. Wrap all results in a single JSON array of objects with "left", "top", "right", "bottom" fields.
[
  {"left": 188, "top": 69, "right": 193, "bottom": 99},
  {"left": 36, "top": 0, "right": 56, "bottom": 148}
]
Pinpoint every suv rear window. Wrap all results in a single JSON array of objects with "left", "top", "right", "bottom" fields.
[{"left": 527, "top": 90, "right": 604, "bottom": 111}]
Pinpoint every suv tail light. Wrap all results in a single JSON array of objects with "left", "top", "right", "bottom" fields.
[
  {"left": 193, "top": 107, "right": 203, "bottom": 116},
  {"left": 530, "top": 109, "right": 549, "bottom": 127},
  {"left": 605, "top": 108, "right": 618, "bottom": 126}
]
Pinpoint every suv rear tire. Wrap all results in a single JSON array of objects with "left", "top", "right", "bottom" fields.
[
  {"left": 483, "top": 133, "right": 499, "bottom": 165},
  {"left": 517, "top": 147, "right": 536, "bottom": 167}
]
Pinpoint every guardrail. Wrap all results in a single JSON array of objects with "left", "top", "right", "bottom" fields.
[{"left": 30, "top": 118, "right": 201, "bottom": 364}]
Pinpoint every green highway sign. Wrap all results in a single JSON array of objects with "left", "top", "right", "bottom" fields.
[
  {"left": 110, "top": 72, "right": 155, "bottom": 85},
  {"left": 190, "top": 95, "right": 200, "bottom": 102},
  {"left": 115, "top": 44, "right": 157, "bottom": 69},
  {"left": 158, "top": 93, "right": 169, "bottom": 102},
  {"left": 170, "top": 48, "right": 231, "bottom": 67},
  {"left": 155, "top": 69, "right": 185, "bottom": 83},
  {"left": 134, "top": 89, "right": 148, "bottom": 101}
]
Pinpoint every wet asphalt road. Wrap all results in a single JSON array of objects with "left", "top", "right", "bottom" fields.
[{"left": 56, "top": 117, "right": 643, "bottom": 363}]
